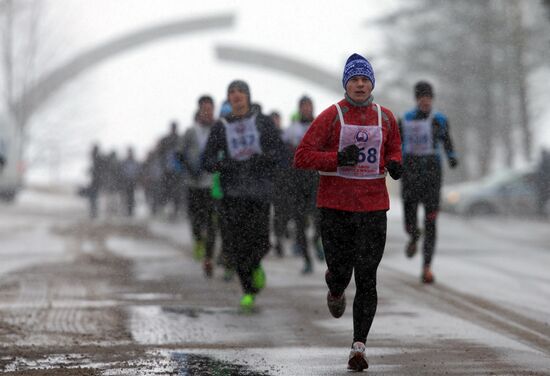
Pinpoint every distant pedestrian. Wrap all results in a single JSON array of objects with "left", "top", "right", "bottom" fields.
[
  {"left": 121, "top": 147, "right": 140, "bottom": 217},
  {"left": 270, "top": 110, "right": 293, "bottom": 257},
  {"left": 142, "top": 149, "right": 163, "bottom": 216},
  {"left": 283, "top": 95, "right": 323, "bottom": 274},
  {"left": 399, "top": 81, "right": 458, "bottom": 284},
  {"left": 294, "top": 53, "right": 402, "bottom": 371},
  {"left": 88, "top": 144, "right": 104, "bottom": 218},
  {"left": 104, "top": 150, "right": 122, "bottom": 217},
  {"left": 202, "top": 80, "right": 286, "bottom": 310},
  {"left": 179, "top": 95, "right": 217, "bottom": 276},
  {"left": 158, "top": 121, "right": 183, "bottom": 219}
]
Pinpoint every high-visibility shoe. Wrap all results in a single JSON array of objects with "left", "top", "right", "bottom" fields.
[
  {"left": 239, "top": 293, "right": 255, "bottom": 310},
  {"left": 203, "top": 259, "right": 213, "bottom": 278},
  {"left": 347, "top": 342, "right": 369, "bottom": 371},
  {"left": 422, "top": 266, "right": 435, "bottom": 284},
  {"left": 193, "top": 240, "right": 205, "bottom": 261},
  {"left": 251, "top": 265, "right": 266, "bottom": 291},
  {"left": 327, "top": 291, "right": 346, "bottom": 318}
]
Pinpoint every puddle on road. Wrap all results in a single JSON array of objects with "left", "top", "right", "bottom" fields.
[
  {"left": 170, "top": 352, "right": 271, "bottom": 376},
  {"left": 2, "top": 351, "right": 272, "bottom": 375},
  {"left": 162, "top": 306, "right": 238, "bottom": 318}
]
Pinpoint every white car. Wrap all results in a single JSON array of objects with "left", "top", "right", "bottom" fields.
[{"left": 441, "top": 167, "right": 545, "bottom": 216}]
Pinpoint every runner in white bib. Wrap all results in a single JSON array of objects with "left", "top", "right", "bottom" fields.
[
  {"left": 402, "top": 112, "right": 435, "bottom": 156},
  {"left": 335, "top": 102, "right": 383, "bottom": 179},
  {"left": 399, "top": 81, "right": 459, "bottom": 285},
  {"left": 221, "top": 115, "right": 262, "bottom": 161},
  {"left": 293, "top": 53, "right": 403, "bottom": 372}
]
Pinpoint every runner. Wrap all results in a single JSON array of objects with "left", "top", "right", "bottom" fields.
[
  {"left": 87, "top": 144, "right": 105, "bottom": 219},
  {"left": 400, "top": 81, "right": 458, "bottom": 284},
  {"left": 158, "top": 121, "right": 184, "bottom": 220},
  {"left": 294, "top": 53, "right": 402, "bottom": 371},
  {"left": 202, "top": 80, "right": 285, "bottom": 310},
  {"left": 179, "top": 95, "right": 217, "bottom": 274},
  {"left": 283, "top": 95, "right": 323, "bottom": 274},
  {"left": 120, "top": 147, "right": 140, "bottom": 217},
  {"left": 270, "top": 110, "right": 293, "bottom": 258}
]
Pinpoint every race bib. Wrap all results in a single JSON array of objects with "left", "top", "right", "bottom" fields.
[
  {"left": 403, "top": 116, "right": 434, "bottom": 156},
  {"left": 223, "top": 115, "right": 262, "bottom": 161},
  {"left": 337, "top": 123, "right": 382, "bottom": 178}
]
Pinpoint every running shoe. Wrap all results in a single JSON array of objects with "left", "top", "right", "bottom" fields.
[
  {"left": 327, "top": 291, "right": 346, "bottom": 318},
  {"left": 203, "top": 259, "right": 213, "bottom": 278},
  {"left": 421, "top": 266, "right": 435, "bottom": 284},
  {"left": 347, "top": 341, "right": 369, "bottom": 371},
  {"left": 192, "top": 240, "right": 205, "bottom": 261},
  {"left": 240, "top": 293, "right": 255, "bottom": 311},
  {"left": 252, "top": 265, "right": 266, "bottom": 291},
  {"left": 405, "top": 239, "right": 417, "bottom": 258},
  {"left": 301, "top": 260, "right": 313, "bottom": 274}
]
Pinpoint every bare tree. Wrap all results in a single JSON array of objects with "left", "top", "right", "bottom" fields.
[
  {"left": 375, "top": 0, "right": 549, "bottom": 179},
  {"left": 0, "top": 0, "right": 43, "bottom": 131}
]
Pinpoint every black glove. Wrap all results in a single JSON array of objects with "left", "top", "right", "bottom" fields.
[
  {"left": 386, "top": 160, "right": 403, "bottom": 180},
  {"left": 0, "top": 156, "right": 5, "bottom": 168},
  {"left": 337, "top": 144, "right": 360, "bottom": 167},
  {"left": 449, "top": 157, "right": 458, "bottom": 169}
]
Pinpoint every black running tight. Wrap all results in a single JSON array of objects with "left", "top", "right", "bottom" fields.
[{"left": 320, "top": 208, "right": 387, "bottom": 344}]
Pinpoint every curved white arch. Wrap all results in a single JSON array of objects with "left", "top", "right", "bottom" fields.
[
  {"left": 215, "top": 44, "right": 341, "bottom": 94},
  {"left": 15, "top": 13, "right": 235, "bottom": 124}
]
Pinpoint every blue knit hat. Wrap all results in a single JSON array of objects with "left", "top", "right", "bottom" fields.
[{"left": 342, "top": 53, "right": 375, "bottom": 89}]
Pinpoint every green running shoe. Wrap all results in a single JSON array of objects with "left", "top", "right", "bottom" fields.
[
  {"left": 240, "top": 293, "right": 255, "bottom": 310},
  {"left": 193, "top": 240, "right": 205, "bottom": 261},
  {"left": 252, "top": 265, "right": 266, "bottom": 291}
]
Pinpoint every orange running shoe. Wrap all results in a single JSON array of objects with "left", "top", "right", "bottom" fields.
[{"left": 422, "top": 266, "right": 434, "bottom": 284}]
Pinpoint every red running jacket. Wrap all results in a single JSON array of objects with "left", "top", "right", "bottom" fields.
[{"left": 294, "top": 98, "right": 402, "bottom": 212}]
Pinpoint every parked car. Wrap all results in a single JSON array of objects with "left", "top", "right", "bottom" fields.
[{"left": 441, "top": 166, "right": 547, "bottom": 216}]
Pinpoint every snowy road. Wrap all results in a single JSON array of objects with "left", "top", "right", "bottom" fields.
[{"left": 0, "top": 188, "right": 549, "bottom": 375}]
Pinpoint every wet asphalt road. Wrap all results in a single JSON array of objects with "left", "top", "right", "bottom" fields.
[{"left": 0, "top": 189, "right": 549, "bottom": 375}]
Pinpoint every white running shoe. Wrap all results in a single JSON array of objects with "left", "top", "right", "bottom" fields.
[{"left": 347, "top": 341, "right": 369, "bottom": 371}]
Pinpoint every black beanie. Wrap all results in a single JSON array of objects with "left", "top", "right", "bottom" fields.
[{"left": 414, "top": 81, "right": 434, "bottom": 98}]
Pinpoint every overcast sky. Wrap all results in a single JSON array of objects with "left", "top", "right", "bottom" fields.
[{"left": 28, "top": 0, "right": 401, "bottom": 183}]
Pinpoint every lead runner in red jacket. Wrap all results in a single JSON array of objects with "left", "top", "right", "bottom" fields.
[{"left": 294, "top": 53, "right": 402, "bottom": 371}]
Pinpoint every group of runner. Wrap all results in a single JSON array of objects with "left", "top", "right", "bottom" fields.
[
  {"left": 86, "top": 52, "right": 458, "bottom": 371},
  {"left": 181, "top": 53, "right": 457, "bottom": 371}
]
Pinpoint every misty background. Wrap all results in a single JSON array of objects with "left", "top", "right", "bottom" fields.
[{"left": 1, "top": 0, "right": 550, "bottom": 187}]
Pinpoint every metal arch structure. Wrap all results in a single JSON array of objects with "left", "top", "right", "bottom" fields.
[
  {"left": 215, "top": 45, "right": 342, "bottom": 95},
  {"left": 15, "top": 13, "right": 235, "bottom": 125}
]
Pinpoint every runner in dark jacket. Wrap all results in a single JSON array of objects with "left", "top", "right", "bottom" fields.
[
  {"left": 202, "top": 80, "right": 286, "bottom": 311},
  {"left": 399, "top": 81, "right": 458, "bottom": 284},
  {"left": 283, "top": 95, "right": 323, "bottom": 274}
]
